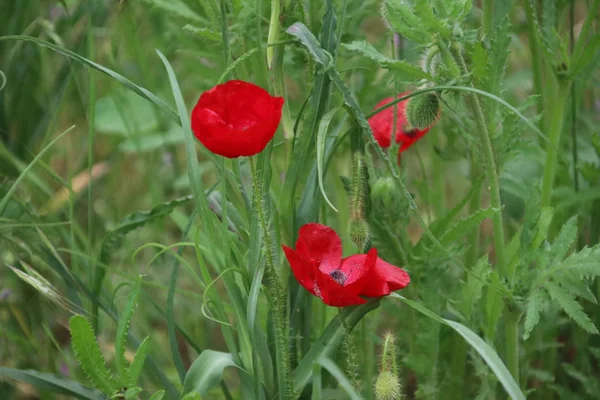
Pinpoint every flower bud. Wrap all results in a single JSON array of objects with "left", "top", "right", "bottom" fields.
[
  {"left": 348, "top": 218, "right": 370, "bottom": 250},
  {"left": 374, "top": 371, "right": 402, "bottom": 400},
  {"left": 405, "top": 93, "right": 440, "bottom": 130},
  {"left": 370, "top": 177, "right": 408, "bottom": 225}
]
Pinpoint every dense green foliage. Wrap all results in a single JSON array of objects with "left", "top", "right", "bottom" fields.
[{"left": 1, "top": 0, "right": 600, "bottom": 399}]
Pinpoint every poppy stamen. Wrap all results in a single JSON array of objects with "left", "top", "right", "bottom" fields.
[{"left": 330, "top": 270, "right": 347, "bottom": 286}]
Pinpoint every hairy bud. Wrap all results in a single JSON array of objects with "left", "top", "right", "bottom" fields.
[
  {"left": 348, "top": 218, "right": 370, "bottom": 250},
  {"left": 405, "top": 93, "right": 440, "bottom": 130},
  {"left": 374, "top": 371, "right": 402, "bottom": 400}
]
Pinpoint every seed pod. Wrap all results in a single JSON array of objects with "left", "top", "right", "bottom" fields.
[{"left": 405, "top": 93, "right": 440, "bottom": 130}]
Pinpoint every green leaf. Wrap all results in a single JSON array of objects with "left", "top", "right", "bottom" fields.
[
  {"left": 95, "top": 89, "right": 159, "bottom": 136},
  {"left": 181, "top": 393, "right": 203, "bottom": 400},
  {"left": 461, "top": 257, "right": 491, "bottom": 319},
  {"left": 0, "top": 368, "right": 104, "bottom": 400},
  {"left": 0, "top": 36, "right": 178, "bottom": 122},
  {"left": 119, "top": 126, "right": 183, "bottom": 153},
  {"left": 182, "top": 351, "right": 238, "bottom": 397},
  {"left": 183, "top": 25, "right": 221, "bottom": 41},
  {"left": 523, "top": 290, "right": 547, "bottom": 340},
  {"left": 143, "top": 0, "right": 205, "bottom": 23},
  {"left": 343, "top": 41, "right": 432, "bottom": 80},
  {"left": 317, "top": 357, "right": 361, "bottom": 400},
  {"left": 549, "top": 216, "right": 578, "bottom": 266},
  {"left": 127, "top": 336, "right": 150, "bottom": 387},
  {"left": 413, "top": 1, "right": 452, "bottom": 38},
  {"left": 115, "top": 276, "right": 142, "bottom": 383},
  {"left": 545, "top": 282, "right": 598, "bottom": 334},
  {"left": 69, "top": 315, "right": 118, "bottom": 393},
  {"left": 389, "top": 294, "right": 526, "bottom": 400},
  {"left": 125, "top": 387, "right": 143, "bottom": 400},
  {"left": 382, "top": 0, "right": 433, "bottom": 43},
  {"left": 148, "top": 391, "right": 166, "bottom": 400},
  {"left": 559, "top": 245, "right": 600, "bottom": 279},
  {"left": 439, "top": 207, "right": 499, "bottom": 247},
  {"left": 317, "top": 106, "right": 342, "bottom": 212},
  {"left": 0, "top": 126, "right": 73, "bottom": 216},
  {"left": 99, "top": 195, "right": 193, "bottom": 262},
  {"left": 293, "top": 301, "right": 380, "bottom": 394}
]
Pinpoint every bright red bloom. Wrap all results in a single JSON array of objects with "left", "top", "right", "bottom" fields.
[
  {"left": 368, "top": 93, "right": 431, "bottom": 153},
  {"left": 191, "top": 80, "right": 284, "bottom": 158},
  {"left": 282, "top": 223, "right": 410, "bottom": 307}
]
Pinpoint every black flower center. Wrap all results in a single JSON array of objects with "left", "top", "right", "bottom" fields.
[{"left": 330, "top": 270, "right": 347, "bottom": 286}]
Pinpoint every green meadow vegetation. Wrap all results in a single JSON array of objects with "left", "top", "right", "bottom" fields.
[{"left": 1, "top": 0, "right": 600, "bottom": 399}]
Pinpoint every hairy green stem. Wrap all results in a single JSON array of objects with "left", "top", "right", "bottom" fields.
[
  {"left": 524, "top": 1, "right": 545, "bottom": 120},
  {"left": 451, "top": 45, "right": 506, "bottom": 274},
  {"left": 505, "top": 309, "right": 520, "bottom": 387},
  {"left": 250, "top": 157, "right": 291, "bottom": 399},
  {"left": 540, "top": 79, "right": 571, "bottom": 208}
]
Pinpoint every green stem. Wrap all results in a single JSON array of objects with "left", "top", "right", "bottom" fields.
[
  {"left": 250, "top": 157, "right": 291, "bottom": 399},
  {"left": 267, "top": 0, "right": 282, "bottom": 68},
  {"left": 482, "top": 0, "right": 494, "bottom": 35},
  {"left": 505, "top": 309, "right": 520, "bottom": 386},
  {"left": 524, "top": 0, "right": 545, "bottom": 120},
  {"left": 540, "top": 79, "right": 571, "bottom": 208},
  {"left": 451, "top": 45, "right": 506, "bottom": 275}
]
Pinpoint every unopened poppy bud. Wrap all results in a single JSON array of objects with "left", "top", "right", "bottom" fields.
[
  {"left": 405, "top": 93, "right": 440, "bottom": 130},
  {"left": 371, "top": 177, "right": 408, "bottom": 225},
  {"left": 348, "top": 218, "right": 370, "bottom": 250},
  {"left": 374, "top": 371, "right": 402, "bottom": 400}
]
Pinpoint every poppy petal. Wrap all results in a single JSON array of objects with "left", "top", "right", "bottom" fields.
[
  {"left": 282, "top": 245, "right": 319, "bottom": 297},
  {"left": 314, "top": 272, "right": 367, "bottom": 307},
  {"left": 191, "top": 80, "right": 284, "bottom": 158},
  {"left": 360, "top": 257, "right": 410, "bottom": 298},
  {"left": 296, "top": 223, "right": 342, "bottom": 275}
]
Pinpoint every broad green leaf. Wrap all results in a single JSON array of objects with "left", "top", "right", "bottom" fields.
[
  {"left": 389, "top": 294, "right": 526, "bottom": 400},
  {"left": 182, "top": 351, "right": 238, "bottom": 397},
  {"left": 523, "top": 290, "right": 547, "bottom": 340},
  {"left": 127, "top": 336, "right": 150, "bottom": 387},
  {"left": 316, "top": 106, "right": 342, "bottom": 212},
  {"left": 0, "top": 368, "right": 104, "bottom": 400},
  {"left": 69, "top": 315, "right": 117, "bottom": 393},
  {"left": 115, "top": 277, "right": 142, "bottom": 382},
  {"left": 293, "top": 301, "right": 380, "bottom": 393},
  {"left": 545, "top": 282, "right": 598, "bottom": 334},
  {"left": 318, "top": 357, "right": 361, "bottom": 400},
  {"left": 343, "top": 41, "right": 432, "bottom": 80},
  {"left": 0, "top": 36, "right": 178, "bottom": 122},
  {"left": 95, "top": 89, "right": 159, "bottom": 136}
]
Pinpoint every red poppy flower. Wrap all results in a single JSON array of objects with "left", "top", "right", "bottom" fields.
[
  {"left": 191, "top": 80, "right": 284, "bottom": 158},
  {"left": 282, "top": 223, "right": 410, "bottom": 307},
  {"left": 368, "top": 93, "right": 431, "bottom": 154}
]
